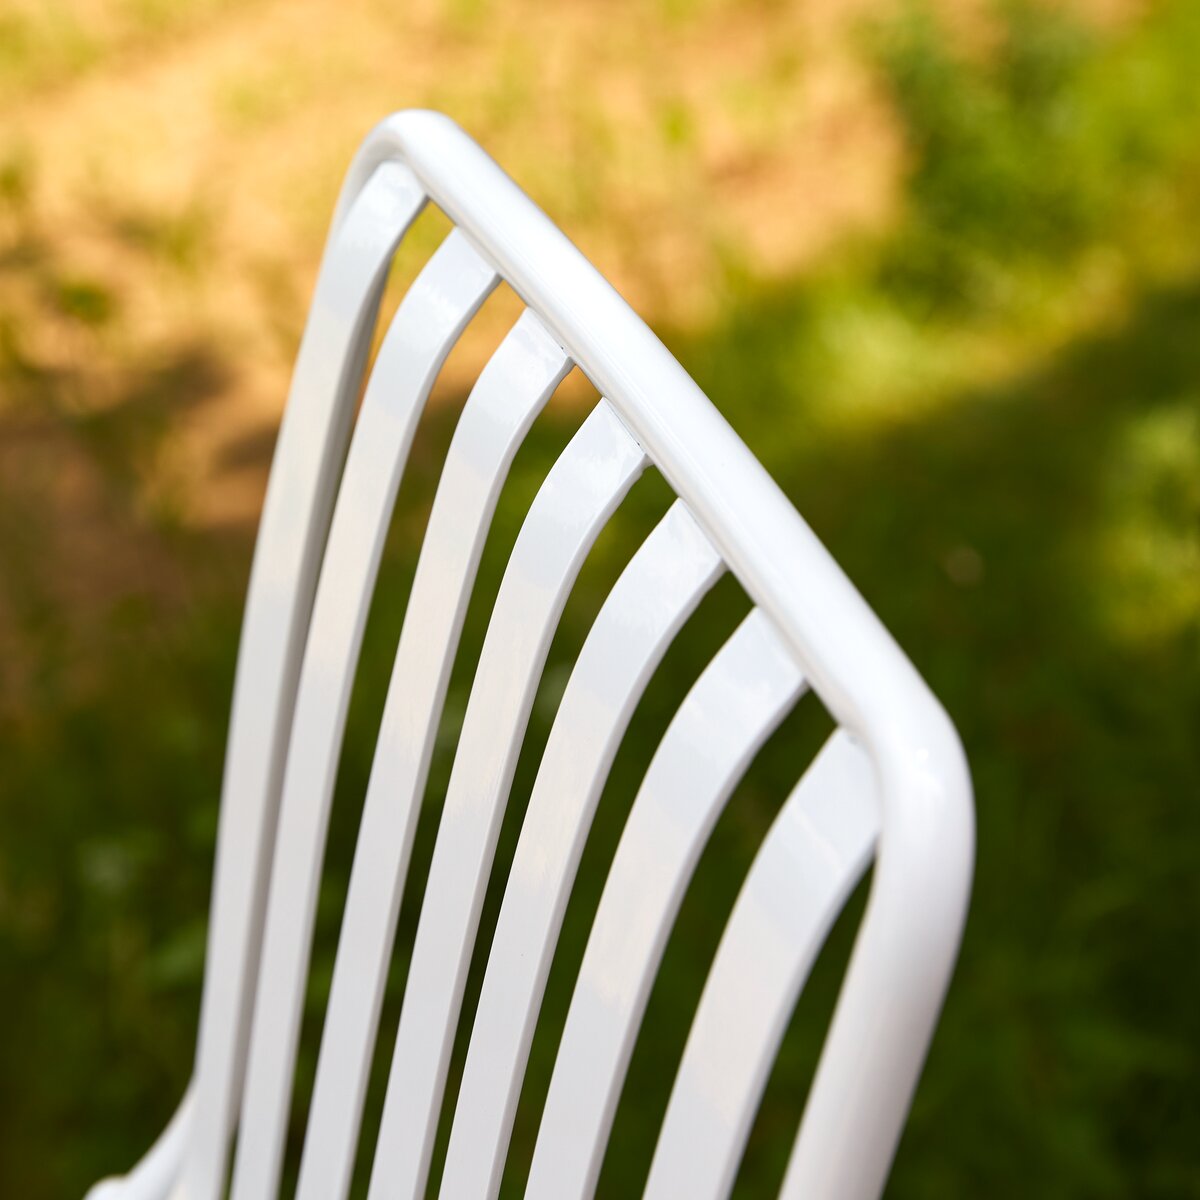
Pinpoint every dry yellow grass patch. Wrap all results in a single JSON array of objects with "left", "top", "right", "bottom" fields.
[{"left": 5, "top": 0, "right": 903, "bottom": 531}]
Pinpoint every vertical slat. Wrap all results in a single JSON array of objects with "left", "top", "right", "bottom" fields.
[
  {"left": 364, "top": 401, "right": 647, "bottom": 1200},
  {"left": 643, "top": 730, "right": 879, "bottom": 1200},
  {"left": 177, "top": 162, "right": 425, "bottom": 1200},
  {"left": 440, "top": 501, "right": 724, "bottom": 1199},
  {"left": 525, "top": 609, "right": 805, "bottom": 1200},
  {"left": 228, "top": 230, "right": 499, "bottom": 1200},
  {"left": 292, "top": 310, "right": 571, "bottom": 1200}
]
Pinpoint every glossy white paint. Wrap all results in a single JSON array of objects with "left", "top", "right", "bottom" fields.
[
  {"left": 88, "top": 111, "right": 973, "bottom": 1200},
  {"left": 526, "top": 608, "right": 805, "bottom": 1200},
  {"left": 174, "top": 161, "right": 426, "bottom": 1200},
  {"left": 440, "top": 500, "right": 723, "bottom": 1199},
  {"left": 365, "top": 401, "right": 647, "bottom": 1200},
  {"left": 644, "top": 730, "right": 879, "bottom": 1199},
  {"left": 229, "top": 228, "right": 498, "bottom": 1200},
  {"left": 293, "top": 307, "right": 571, "bottom": 1200}
]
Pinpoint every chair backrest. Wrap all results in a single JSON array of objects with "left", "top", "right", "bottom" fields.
[{"left": 130, "top": 111, "right": 972, "bottom": 1200}]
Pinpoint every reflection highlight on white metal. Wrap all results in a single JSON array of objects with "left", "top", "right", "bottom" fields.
[
  {"left": 440, "top": 500, "right": 723, "bottom": 1199},
  {"left": 292, "top": 308, "right": 571, "bottom": 1200},
  {"left": 526, "top": 608, "right": 805, "bottom": 1200},
  {"left": 176, "top": 162, "right": 425, "bottom": 1200},
  {"left": 364, "top": 402, "right": 647, "bottom": 1200},
  {"left": 644, "top": 730, "right": 879, "bottom": 1200},
  {"left": 228, "top": 229, "right": 497, "bottom": 1200}
]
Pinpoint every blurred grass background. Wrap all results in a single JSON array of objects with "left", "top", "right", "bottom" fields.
[{"left": 1, "top": 0, "right": 1198, "bottom": 1195}]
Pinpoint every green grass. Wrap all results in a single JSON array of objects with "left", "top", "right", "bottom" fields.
[
  {"left": 870, "top": 0, "right": 1200, "bottom": 317},
  {"left": 1, "top": 1, "right": 1198, "bottom": 1196}
]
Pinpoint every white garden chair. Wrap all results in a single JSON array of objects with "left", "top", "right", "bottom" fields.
[{"left": 86, "top": 110, "right": 974, "bottom": 1200}]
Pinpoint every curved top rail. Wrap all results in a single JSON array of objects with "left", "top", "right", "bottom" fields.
[{"left": 331, "top": 112, "right": 961, "bottom": 793}]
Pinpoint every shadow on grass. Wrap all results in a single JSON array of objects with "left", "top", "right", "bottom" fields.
[{"left": 1, "top": 271, "right": 1197, "bottom": 1198}]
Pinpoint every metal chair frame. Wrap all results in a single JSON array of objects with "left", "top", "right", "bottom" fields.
[{"left": 86, "top": 110, "right": 974, "bottom": 1200}]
